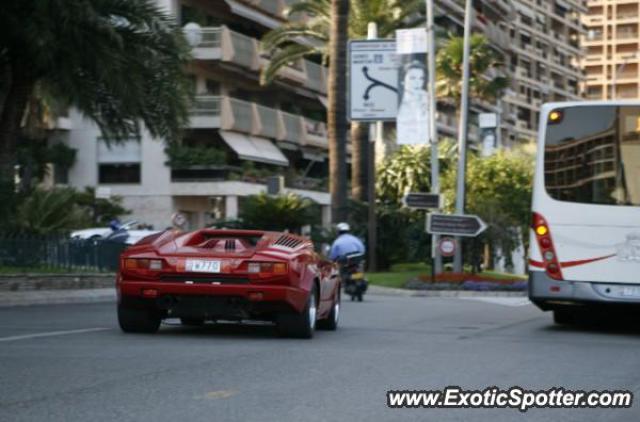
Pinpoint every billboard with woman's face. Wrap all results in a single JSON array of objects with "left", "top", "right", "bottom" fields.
[
  {"left": 395, "top": 29, "right": 430, "bottom": 145},
  {"left": 397, "top": 59, "right": 429, "bottom": 145}
]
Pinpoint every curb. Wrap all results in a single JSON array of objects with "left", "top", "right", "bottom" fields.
[
  {"left": 368, "top": 285, "right": 527, "bottom": 298},
  {"left": 0, "top": 285, "right": 527, "bottom": 308},
  {"left": 0, "top": 288, "right": 116, "bottom": 308}
]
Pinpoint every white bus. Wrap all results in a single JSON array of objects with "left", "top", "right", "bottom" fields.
[{"left": 529, "top": 101, "right": 640, "bottom": 324}]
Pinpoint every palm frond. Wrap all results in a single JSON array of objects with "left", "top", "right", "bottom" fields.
[
  {"left": 285, "top": 0, "right": 331, "bottom": 19},
  {"left": 261, "top": 43, "right": 319, "bottom": 85}
]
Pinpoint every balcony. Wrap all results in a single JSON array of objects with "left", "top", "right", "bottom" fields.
[
  {"left": 187, "top": 26, "right": 327, "bottom": 94},
  {"left": 188, "top": 96, "right": 328, "bottom": 149},
  {"left": 617, "top": 31, "right": 639, "bottom": 40}
]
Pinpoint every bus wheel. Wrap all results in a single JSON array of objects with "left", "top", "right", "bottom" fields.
[{"left": 553, "top": 310, "right": 574, "bottom": 325}]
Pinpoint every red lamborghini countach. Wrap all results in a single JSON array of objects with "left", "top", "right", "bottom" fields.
[{"left": 116, "top": 229, "right": 341, "bottom": 338}]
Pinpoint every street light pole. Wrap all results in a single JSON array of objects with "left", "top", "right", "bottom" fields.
[
  {"left": 453, "top": 0, "right": 473, "bottom": 273},
  {"left": 426, "top": 0, "right": 442, "bottom": 276}
]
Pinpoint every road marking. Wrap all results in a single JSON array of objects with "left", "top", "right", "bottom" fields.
[
  {"left": 202, "top": 390, "right": 238, "bottom": 400},
  {"left": 0, "top": 327, "right": 110, "bottom": 342},
  {"left": 459, "top": 297, "right": 532, "bottom": 307}
]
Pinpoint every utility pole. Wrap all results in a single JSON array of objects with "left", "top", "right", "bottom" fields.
[
  {"left": 453, "top": 0, "right": 473, "bottom": 273},
  {"left": 367, "top": 22, "right": 378, "bottom": 272},
  {"left": 425, "top": 0, "right": 441, "bottom": 276}
]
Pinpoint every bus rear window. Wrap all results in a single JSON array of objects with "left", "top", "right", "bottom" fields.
[{"left": 544, "top": 105, "right": 640, "bottom": 206}]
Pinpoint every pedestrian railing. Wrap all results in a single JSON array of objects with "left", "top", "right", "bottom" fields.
[{"left": 0, "top": 234, "right": 128, "bottom": 272}]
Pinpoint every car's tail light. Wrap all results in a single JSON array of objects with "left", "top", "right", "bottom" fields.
[
  {"left": 245, "top": 261, "right": 287, "bottom": 275},
  {"left": 532, "top": 212, "right": 563, "bottom": 280},
  {"left": 123, "top": 258, "right": 164, "bottom": 272}
]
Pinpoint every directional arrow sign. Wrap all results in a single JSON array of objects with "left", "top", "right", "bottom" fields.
[
  {"left": 348, "top": 40, "right": 398, "bottom": 121},
  {"left": 426, "top": 213, "right": 488, "bottom": 237},
  {"left": 402, "top": 193, "right": 440, "bottom": 209}
]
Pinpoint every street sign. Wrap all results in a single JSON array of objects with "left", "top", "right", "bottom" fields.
[
  {"left": 348, "top": 40, "right": 398, "bottom": 121},
  {"left": 395, "top": 28, "right": 427, "bottom": 54},
  {"left": 426, "top": 213, "right": 488, "bottom": 237},
  {"left": 438, "top": 237, "right": 456, "bottom": 257},
  {"left": 402, "top": 192, "right": 440, "bottom": 209}
]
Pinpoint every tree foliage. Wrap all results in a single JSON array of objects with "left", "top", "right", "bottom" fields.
[
  {"left": 441, "top": 151, "right": 534, "bottom": 269},
  {"left": 376, "top": 139, "right": 457, "bottom": 204},
  {"left": 0, "top": 0, "right": 192, "bottom": 142},
  {"left": 239, "top": 193, "right": 317, "bottom": 232},
  {"left": 73, "top": 187, "right": 130, "bottom": 226},
  {"left": 436, "top": 34, "right": 509, "bottom": 103},
  {"left": 15, "top": 188, "right": 91, "bottom": 234}
]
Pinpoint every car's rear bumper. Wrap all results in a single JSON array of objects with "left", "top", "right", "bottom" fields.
[
  {"left": 529, "top": 270, "right": 640, "bottom": 311},
  {"left": 117, "top": 279, "right": 308, "bottom": 316}
]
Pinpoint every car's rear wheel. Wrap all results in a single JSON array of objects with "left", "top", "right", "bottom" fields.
[
  {"left": 317, "top": 289, "right": 340, "bottom": 331},
  {"left": 276, "top": 286, "right": 316, "bottom": 339},
  {"left": 118, "top": 304, "right": 161, "bottom": 333}
]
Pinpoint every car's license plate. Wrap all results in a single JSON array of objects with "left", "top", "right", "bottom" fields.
[
  {"left": 351, "top": 272, "right": 364, "bottom": 280},
  {"left": 621, "top": 286, "right": 640, "bottom": 297},
  {"left": 185, "top": 260, "right": 221, "bottom": 273}
]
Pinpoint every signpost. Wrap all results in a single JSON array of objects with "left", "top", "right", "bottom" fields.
[
  {"left": 348, "top": 40, "right": 398, "bottom": 122},
  {"left": 402, "top": 192, "right": 440, "bottom": 210},
  {"left": 426, "top": 213, "right": 487, "bottom": 238}
]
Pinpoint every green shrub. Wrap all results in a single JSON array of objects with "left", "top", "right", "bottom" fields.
[
  {"left": 239, "top": 193, "right": 316, "bottom": 232},
  {"left": 165, "top": 144, "right": 226, "bottom": 168}
]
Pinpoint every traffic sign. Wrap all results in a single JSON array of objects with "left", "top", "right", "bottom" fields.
[
  {"left": 348, "top": 40, "right": 398, "bottom": 121},
  {"left": 402, "top": 192, "right": 440, "bottom": 209},
  {"left": 426, "top": 213, "right": 487, "bottom": 237},
  {"left": 438, "top": 237, "right": 456, "bottom": 257}
]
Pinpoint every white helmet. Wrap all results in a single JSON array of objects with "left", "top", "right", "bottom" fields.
[{"left": 336, "top": 222, "right": 350, "bottom": 232}]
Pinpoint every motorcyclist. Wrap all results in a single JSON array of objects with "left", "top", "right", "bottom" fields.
[
  {"left": 329, "top": 222, "right": 367, "bottom": 301},
  {"left": 329, "top": 222, "right": 364, "bottom": 261}
]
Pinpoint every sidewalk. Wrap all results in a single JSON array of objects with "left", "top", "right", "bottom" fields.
[{"left": 0, "top": 288, "right": 116, "bottom": 307}]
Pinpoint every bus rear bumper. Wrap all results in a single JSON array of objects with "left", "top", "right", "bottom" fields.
[{"left": 529, "top": 270, "right": 640, "bottom": 311}]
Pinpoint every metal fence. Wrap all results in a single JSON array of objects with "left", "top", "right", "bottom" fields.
[{"left": 0, "top": 234, "right": 128, "bottom": 272}]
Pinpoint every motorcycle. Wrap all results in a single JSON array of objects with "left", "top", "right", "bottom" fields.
[{"left": 339, "top": 252, "right": 368, "bottom": 302}]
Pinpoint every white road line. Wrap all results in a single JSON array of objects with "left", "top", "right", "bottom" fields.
[
  {"left": 0, "top": 327, "right": 110, "bottom": 342},
  {"left": 460, "top": 297, "right": 532, "bottom": 307}
]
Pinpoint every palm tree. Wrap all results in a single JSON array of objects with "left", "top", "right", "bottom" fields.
[
  {"left": 0, "top": 0, "right": 192, "bottom": 217},
  {"left": 436, "top": 34, "right": 509, "bottom": 105},
  {"left": 261, "top": 0, "right": 421, "bottom": 211},
  {"left": 328, "top": 0, "right": 349, "bottom": 222}
]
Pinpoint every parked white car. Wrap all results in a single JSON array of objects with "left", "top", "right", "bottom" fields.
[{"left": 70, "top": 221, "right": 159, "bottom": 245}]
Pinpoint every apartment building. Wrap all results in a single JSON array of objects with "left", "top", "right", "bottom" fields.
[
  {"left": 583, "top": 0, "right": 640, "bottom": 100},
  {"left": 50, "top": 0, "right": 332, "bottom": 230},
  {"left": 505, "top": 0, "right": 587, "bottom": 142},
  {"left": 432, "top": 1, "right": 586, "bottom": 147}
]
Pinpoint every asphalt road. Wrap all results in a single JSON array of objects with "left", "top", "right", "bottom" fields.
[{"left": 1, "top": 295, "right": 639, "bottom": 422}]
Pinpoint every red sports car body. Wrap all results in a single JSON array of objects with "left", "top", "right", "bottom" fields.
[{"left": 116, "top": 229, "right": 341, "bottom": 338}]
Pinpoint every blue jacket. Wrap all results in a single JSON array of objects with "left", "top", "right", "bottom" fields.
[{"left": 329, "top": 233, "right": 365, "bottom": 261}]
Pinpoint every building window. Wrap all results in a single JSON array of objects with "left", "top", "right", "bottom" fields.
[
  {"left": 53, "top": 164, "right": 69, "bottom": 184},
  {"left": 99, "top": 163, "right": 141, "bottom": 184}
]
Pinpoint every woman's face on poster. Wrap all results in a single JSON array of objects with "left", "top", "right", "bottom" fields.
[{"left": 404, "top": 67, "right": 425, "bottom": 92}]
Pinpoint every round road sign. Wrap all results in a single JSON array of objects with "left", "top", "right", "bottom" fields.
[{"left": 438, "top": 237, "right": 456, "bottom": 257}]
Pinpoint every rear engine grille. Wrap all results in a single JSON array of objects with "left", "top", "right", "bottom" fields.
[
  {"left": 272, "top": 235, "right": 303, "bottom": 249},
  {"left": 159, "top": 275, "right": 250, "bottom": 284}
]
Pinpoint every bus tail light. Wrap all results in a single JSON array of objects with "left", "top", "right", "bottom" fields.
[{"left": 532, "top": 212, "right": 564, "bottom": 280}]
